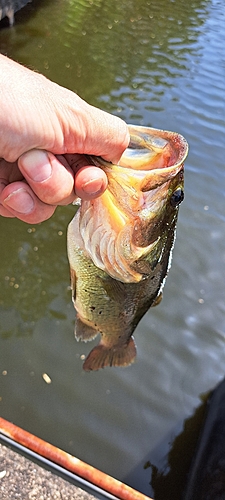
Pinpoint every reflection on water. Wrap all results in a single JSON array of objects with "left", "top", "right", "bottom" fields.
[
  {"left": 147, "top": 394, "right": 209, "bottom": 499},
  {"left": 0, "top": 0, "right": 225, "bottom": 498}
]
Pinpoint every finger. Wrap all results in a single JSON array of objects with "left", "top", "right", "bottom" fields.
[
  {"left": 19, "top": 150, "right": 108, "bottom": 204},
  {"left": 18, "top": 150, "right": 76, "bottom": 206},
  {"left": 74, "top": 166, "right": 108, "bottom": 200},
  {"left": 78, "top": 105, "right": 130, "bottom": 163},
  {"left": 0, "top": 181, "right": 56, "bottom": 223},
  {"left": 64, "top": 155, "right": 108, "bottom": 200},
  {"left": 0, "top": 205, "right": 15, "bottom": 217},
  {"left": 0, "top": 181, "right": 15, "bottom": 218},
  {"left": 0, "top": 158, "right": 23, "bottom": 183}
]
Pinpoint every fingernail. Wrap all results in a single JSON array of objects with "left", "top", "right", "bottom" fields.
[
  {"left": 21, "top": 150, "right": 52, "bottom": 182},
  {"left": 4, "top": 188, "right": 34, "bottom": 214},
  {"left": 82, "top": 178, "right": 104, "bottom": 195}
]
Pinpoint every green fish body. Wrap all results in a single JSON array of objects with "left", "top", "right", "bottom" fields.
[{"left": 67, "top": 125, "right": 188, "bottom": 371}]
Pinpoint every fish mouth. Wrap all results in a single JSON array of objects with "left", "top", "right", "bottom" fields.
[
  {"left": 89, "top": 124, "right": 188, "bottom": 191},
  {"left": 79, "top": 125, "right": 188, "bottom": 283},
  {"left": 121, "top": 125, "right": 188, "bottom": 172}
]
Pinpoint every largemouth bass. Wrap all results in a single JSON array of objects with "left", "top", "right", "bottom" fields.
[{"left": 67, "top": 125, "right": 188, "bottom": 371}]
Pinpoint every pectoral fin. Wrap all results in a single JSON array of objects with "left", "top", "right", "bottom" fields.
[
  {"left": 70, "top": 268, "right": 76, "bottom": 302},
  {"left": 83, "top": 337, "right": 136, "bottom": 371},
  {"left": 152, "top": 292, "right": 163, "bottom": 307},
  {"left": 98, "top": 277, "right": 127, "bottom": 302}
]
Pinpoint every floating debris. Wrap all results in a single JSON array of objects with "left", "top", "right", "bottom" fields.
[{"left": 42, "top": 373, "right": 52, "bottom": 384}]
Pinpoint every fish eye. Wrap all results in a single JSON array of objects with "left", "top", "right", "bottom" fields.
[{"left": 170, "top": 188, "right": 184, "bottom": 207}]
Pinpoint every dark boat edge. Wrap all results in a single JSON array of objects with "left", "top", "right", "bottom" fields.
[{"left": 183, "top": 378, "right": 225, "bottom": 500}]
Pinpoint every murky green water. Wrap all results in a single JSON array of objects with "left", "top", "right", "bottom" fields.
[{"left": 0, "top": 0, "right": 225, "bottom": 498}]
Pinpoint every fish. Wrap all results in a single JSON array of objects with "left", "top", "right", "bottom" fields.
[{"left": 67, "top": 124, "right": 188, "bottom": 371}]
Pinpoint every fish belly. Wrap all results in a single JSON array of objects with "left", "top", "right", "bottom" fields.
[{"left": 67, "top": 213, "right": 166, "bottom": 371}]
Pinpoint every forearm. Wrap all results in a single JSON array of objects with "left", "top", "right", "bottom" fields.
[{"left": 0, "top": 55, "right": 62, "bottom": 161}]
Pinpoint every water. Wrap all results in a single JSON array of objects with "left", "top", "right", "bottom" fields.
[{"left": 0, "top": 0, "right": 225, "bottom": 498}]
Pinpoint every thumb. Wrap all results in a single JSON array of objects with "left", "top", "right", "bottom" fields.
[{"left": 80, "top": 104, "right": 130, "bottom": 163}]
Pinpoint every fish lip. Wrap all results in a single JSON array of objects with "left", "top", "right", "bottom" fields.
[
  {"left": 87, "top": 124, "right": 188, "bottom": 183},
  {"left": 126, "top": 124, "right": 189, "bottom": 165}
]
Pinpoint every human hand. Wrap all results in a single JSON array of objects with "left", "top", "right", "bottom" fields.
[
  {"left": 0, "top": 152, "right": 111, "bottom": 223},
  {"left": 0, "top": 55, "right": 129, "bottom": 223}
]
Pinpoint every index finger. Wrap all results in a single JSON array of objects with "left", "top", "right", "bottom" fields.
[{"left": 18, "top": 150, "right": 108, "bottom": 206}]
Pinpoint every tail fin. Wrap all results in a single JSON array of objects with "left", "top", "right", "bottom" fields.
[{"left": 83, "top": 337, "right": 136, "bottom": 371}]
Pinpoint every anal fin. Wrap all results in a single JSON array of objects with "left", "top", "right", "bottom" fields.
[
  {"left": 75, "top": 316, "right": 98, "bottom": 342},
  {"left": 83, "top": 337, "right": 136, "bottom": 371}
]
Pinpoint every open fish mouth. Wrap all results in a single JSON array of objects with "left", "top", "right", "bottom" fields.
[
  {"left": 88, "top": 124, "right": 188, "bottom": 180},
  {"left": 79, "top": 125, "right": 188, "bottom": 283},
  {"left": 121, "top": 125, "right": 188, "bottom": 172}
]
